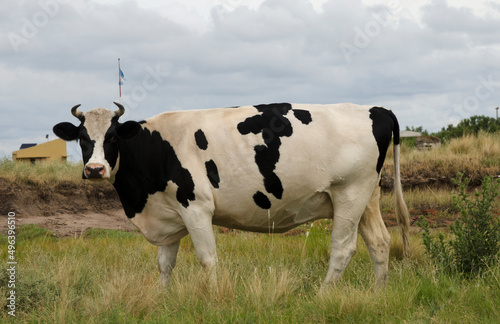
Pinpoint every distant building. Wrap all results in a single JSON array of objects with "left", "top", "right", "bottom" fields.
[
  {"left": 416, "top": 136, "right": 441, "bottom": 150},
  {"left": 12, "top": 139, "right": 68, "bottom": 163},
  {"left": 400, "top": 131, "right": 441, "bottom": 150}
]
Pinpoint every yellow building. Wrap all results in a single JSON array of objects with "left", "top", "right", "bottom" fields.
[{"left": 12, "top": 139, "right": 68, "bottom": 163}]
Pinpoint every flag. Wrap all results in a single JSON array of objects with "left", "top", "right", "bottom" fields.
[
  {"left": 119, "top": 68, "right": 126, "bottom": 85},
  {"left": 118, "top": 58, "right": 125, "bottom": 98}
]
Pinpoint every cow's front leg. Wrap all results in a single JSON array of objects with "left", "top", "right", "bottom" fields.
[
  {"left": 158, "top": 240, "right": 181, "bottom": 287},
  {"left": 183, "top": 214, "right": 218, "bottom": 287}
]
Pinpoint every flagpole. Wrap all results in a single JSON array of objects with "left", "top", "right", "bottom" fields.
[{"left": 118, "top": 58, "right": 122, "bottom": 103}]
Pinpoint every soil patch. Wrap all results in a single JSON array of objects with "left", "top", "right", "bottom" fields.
[
  {"left": 0, "top": 177, "right": 121, "bottom": 216},
  {"left": 0, "top": 176, "right": 457, "bottom": 237},
  {"left": 0, "top": 177, "right": 134, "bottom": 236},
  {"left": 8, "top": 210, "right": 136, "bottom": 237}
]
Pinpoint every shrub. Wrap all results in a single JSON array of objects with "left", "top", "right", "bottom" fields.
[{"left": 419, "top": 173, "right": 500, "bottom": 278}]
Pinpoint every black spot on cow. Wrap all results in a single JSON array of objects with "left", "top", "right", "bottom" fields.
[
  {"left": 76, "top": 127, "right": 93, "bottom": 162},
  {"left": 253, "top": 191, "right": 271, "bottom": 210},
  {"left": 75, "top": 127, "right": 95, "bottom": 179},
  {"left": 113, "top": 128, "right": 195, "bottom": 218},
  {"left": 238, "top": 103, "right": 313, "bottom": 209},
  {"left": 253, "top": 144, "right": 283, "bottom": 199},
  {"left": 205, "top": 159, "right": 220, "bottom": 188},
  {"left": 369, "top": 107, "right": 400, "bottom": 174},
  {"left": 292, "top": 109, "right": 312, "bottom": 125},
  {"left": 103, "top": 117, "right": 120, "bottom": 170},
  {"left": 194, "top": 129, "right": 208, "bottom": 150}
]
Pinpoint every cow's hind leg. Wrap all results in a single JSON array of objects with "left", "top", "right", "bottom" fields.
[
  {"left": 358, "top": 185, "right": 391, "bottom": 286},
  {"left": 158, "top": 240, "right": 181, "bottom": 287},
  {"left": 322, "top": 183, "right": 375, "bottom": 289}
]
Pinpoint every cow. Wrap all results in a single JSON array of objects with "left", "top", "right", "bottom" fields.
[{"left": 53, "top": 102, "right": 410, "bottom": 288}]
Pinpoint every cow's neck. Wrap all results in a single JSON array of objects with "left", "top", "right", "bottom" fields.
[{"left": 112, "top": 127, "right": 195, "bottom": 218}]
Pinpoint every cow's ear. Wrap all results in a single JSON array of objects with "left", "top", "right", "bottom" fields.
[
  {"left": 53, "top": 122, "right": 79, "bottom": 141},
  {"left": 117, "top": 121, "right": 142, "bottom": 140}
]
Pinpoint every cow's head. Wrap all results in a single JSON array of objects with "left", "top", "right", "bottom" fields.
[{"left": 53, "top": 103, "right": 141, "bottom": 181}]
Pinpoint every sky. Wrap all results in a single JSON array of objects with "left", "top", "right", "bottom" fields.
[{"left": 1, "top": 0, "right": 500, "bottom": 161}]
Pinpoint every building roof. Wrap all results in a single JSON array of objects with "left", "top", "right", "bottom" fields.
[
  {"left": 20, "top": 143, "right": 37, "bottom": 149},
  {"left": 400, "top": 131, "right": 422, "bottom": 138}
]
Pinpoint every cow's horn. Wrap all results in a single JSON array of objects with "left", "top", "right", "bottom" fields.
[
  {"left": 113, "top": 102, "right": 125, "bottom": 117},
  {"left": 71, "top": 104, "right": 83, "bottom": 120}
]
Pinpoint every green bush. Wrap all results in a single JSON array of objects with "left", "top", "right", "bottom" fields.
[
  {"left": 433, "top": 115, "right": 500, "bottom": 141},
  {"left": 419, "top": 173, "right": 500, "bottom": 278}
]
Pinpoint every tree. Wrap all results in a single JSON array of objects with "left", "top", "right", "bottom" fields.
[
  {"left": 433, "top": 115, "right": 500, "bottom": 141},
  {"left": 405, "top": 126, "right": 429, "bottom": 135}
]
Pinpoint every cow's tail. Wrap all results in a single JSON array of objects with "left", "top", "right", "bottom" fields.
[{"left": 391, "top": 114, "right": 411, "bottom": 259}]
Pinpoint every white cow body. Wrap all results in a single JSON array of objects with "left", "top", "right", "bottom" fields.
[
  {"left": 53, "top": 102, "right": 410, "bottom": 288},
  {"left": 133, "top": 104, "right": 377, "bottom": 240}
]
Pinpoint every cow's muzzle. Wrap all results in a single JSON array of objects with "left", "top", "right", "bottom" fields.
[{"left": 85, "top": 163, "right": 106, "bottom": 179}]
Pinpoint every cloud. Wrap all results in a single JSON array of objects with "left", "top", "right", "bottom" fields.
[
  {"left": 1, "top": 0, "right": 500, "bottom": 160},
  {"left": 422, "top": 0, "right": 500, "bottom": 36}
]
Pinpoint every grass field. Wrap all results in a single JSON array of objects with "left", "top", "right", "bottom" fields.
[
  {"left": 1, "top": 224, "right": 499, "bottom": 323},
  {"left": 1, "top": 133, "right": 500, "bottom": 322}
]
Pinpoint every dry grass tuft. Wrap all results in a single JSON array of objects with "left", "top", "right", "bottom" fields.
[
  {"left": 383, "top": 132, "right": 500, "bottom": 188},
  {"left": 244, "top": 267, "right": 298, "bottom": 307},
  {"left": 0, "top": 158, "right": 83, "bottom": 185}
]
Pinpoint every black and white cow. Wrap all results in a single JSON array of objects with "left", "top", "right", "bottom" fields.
[{"left": 53, "top": 102, "right": 410, "bottom": 288}]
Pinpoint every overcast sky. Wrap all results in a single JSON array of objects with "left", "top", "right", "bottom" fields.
[{"left": 1, "top": 0, "right": 500, "bottom": 161}]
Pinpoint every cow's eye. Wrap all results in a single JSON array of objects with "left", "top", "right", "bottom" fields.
[{"left": 105, "top": 135, "right": 117, "bottom": 143}]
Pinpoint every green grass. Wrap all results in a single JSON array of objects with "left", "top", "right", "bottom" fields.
[{"left": 1, "top": 224, "right": 499, "bottom": 323}]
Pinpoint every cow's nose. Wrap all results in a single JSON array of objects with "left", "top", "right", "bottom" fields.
[{"left": 85, "top": 163, "right": 105, "bottom": 179}]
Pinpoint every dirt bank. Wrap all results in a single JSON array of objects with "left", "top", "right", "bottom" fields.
[
  {"left": 0, "top": 176, "right": 454, "bottom": 237},
  {"left": 0, "top": 177, "right": 135, "bottom": 236},
  {"left": 0, "top": 177, "right": 122, "bottom": 216}
]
